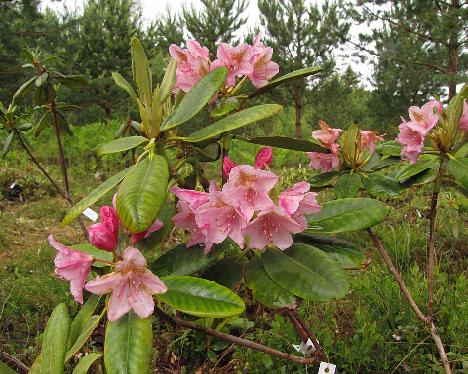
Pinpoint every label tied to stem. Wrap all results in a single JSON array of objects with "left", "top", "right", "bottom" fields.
[
  {"left": 318, "top": 361, "right": 336, "bottom": 374},
  {"left": 82, "top": 207, "right": 99, "bottom": 222},
  {"left": 292, "top": 338, "right": 316, "bottom": 356}
]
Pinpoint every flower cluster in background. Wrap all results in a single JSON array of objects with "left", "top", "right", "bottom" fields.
[
  {"left": 172, "top": 148, "right": 320, "bottom": 253},
  {"left": 169, "top": 34, "right": 279, "bottom": 92},
  {"left": 396, "top": 99, "right": 468, "bottom": 164}
]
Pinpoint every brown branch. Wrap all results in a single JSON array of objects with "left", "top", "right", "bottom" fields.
[
  {"left": 287, "top": 310, "right": 326, "bottom": 360},
  {"left": 1, "top": 352, "right": 29, "bottom": 374},
  {"left": 153, "top": 306, "right": 317, "bottom": 365}
]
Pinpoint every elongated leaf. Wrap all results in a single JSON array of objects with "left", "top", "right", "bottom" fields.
[
  {"left": 0, "top": 361, "right": 16, "bottom": 374},
  {"left": 400, "top": 167, "right": 438, "bottom": 187},
  {"left": 160, "top": 67, "right": 228, "bottom": 131},
  {"left": 294, "top": 233, "right": 366, "bottom": 269},
  {"left": 150, "top": 244, "right": 222, "bottom": 276},
  {"left": 158, "top": 276, "right": 245, "bottom": 318},
  {"left": 41, "top": 303, "right": 71, "bottom": 374},
  {"left": 57, "top": 75, "right": 88, "bottom": 89},
  {"left": 98, "top": 136, "right": 148, "bottom": 156},
  {"left": 448, "top": 157, "right": 468, "bottom": 189},
  {"left": 307, "top": 198, "right": 390, "bottom": 234},
  {"left": 211, "top": 97, "right": 238, "bottom": 118},
  {"left": 131, "top": 38, "right": 152, "bottom": 104},
  {"left": 246, "top": 255, "right": 295, "bottom": 308},
  {"left": 116, "top": 156, "right": 169, "bottom": 233},
  {"left": 262, "top": 245, "right": 349, "bottom": 300},
  {"left": 138, "top": 201, "right": 176, "bottom": 251},
  {"left": 377, "top": 141, "right": 402, "bottom": 157},
  {"left": 160, "top": 59, "right": 177, "bottom": 103},
  {"left": 71, "top": 244, "right": 113, "bottom": 267},
  {"left": 34, "top": 110, "right": 51, "bottom": 136},
  {"left": 201, "top": 256, "right": 245, "bottom": 289},
  {"left": 29, "top": 355, "right": 41, "bottom": 374},
  {"left": 35, "top": 72, "right": 48, "bottom": 87},
  {"left": 62, "top": 168, "right": 129, "bottom": 225},
  {"left": 184, "top": 104, "right": 282, "bottom": 142},
  {"left": 394, "top": 157, "right": 439, "bottom": 181},
  {"left": 65, "top": 315, "right": 101, "bottom": 362},
  {"left": 72, "top": 353, "right": 101, "bottom": 374},
  {"left": 104, "top": 311, "right": 152, "bottom": 374},
  {"left": 13, "top": 76, "right": 35, "bottom": 100},
  {"left": 361, "top": 153, "right": 400, "bottom": 171},
  {"left": 247, "top": 66, "right": 321, "bottom": 98},
  {"left": 112, "top": 72, "right": 138, "bottom": 104},
  {"left": 235, "top": 135, "right": 329, "bottom": 153},
  {"left": 362, "top": 173, "right": 401, "bottom": 198},
  {"left": 309, "top": 171, "right": 338, "bottom": 187},
  {"left": 334, "top": 173, "right": 361, "bottom": 198},
  {"left": 2, "top": 132, "right": 14, "bottom": 158},
  {"left": 67, "top": 295, "right": 101, "bottom": 350}
]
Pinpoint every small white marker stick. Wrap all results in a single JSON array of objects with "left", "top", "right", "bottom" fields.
[
  {"left": 82, "top": 208, "right": 99, "bottom": 222},
  {"left": 318, "top": 361, "right": 336, "bottom": 374}
]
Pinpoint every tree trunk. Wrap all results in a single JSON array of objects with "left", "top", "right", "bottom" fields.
[
  {"left": 104, "top": 98, "right": 111, "bottom": 122},
  {"left": 294, "top": 81, "right": 303, "bottom": 139},
  {"left": 447, "top": 45, "right": 458, "bottom": 100}
]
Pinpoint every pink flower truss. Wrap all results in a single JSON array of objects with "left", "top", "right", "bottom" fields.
[
  {"left": 459, "top": 100, "right": 468, "bottom": 131},
  {"left": 85, "top": 247, "right": 167, "bottom": 321},
  {"left": 396, "top": 119, "right": 426, "bottom": 164},
  {"left": 211, "top": 43, "right": 253, "bottom": 87},
  {"left": 306, "top": 152, "right": 339, "bottom": 172},
  {"left": 360, "top": 131, "right": 384, "bottom": 153}
]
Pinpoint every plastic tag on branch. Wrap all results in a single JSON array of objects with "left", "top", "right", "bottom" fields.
[
  {"left": 292, "top": 338, "right": 316, "bottom": 356},
  {"left": 318, "top": 362, "right": 336, "bottom": 374},
  {"left": 82, "top": 208, "right": 98, "bottom": 222}
]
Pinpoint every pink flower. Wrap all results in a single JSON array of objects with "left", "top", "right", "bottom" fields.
[
  {"left": 312, "top": 120, "right": 342, "bottom": 150},
  {"left": 130, "top": 219, "right": 164, "bottom": 244},
  {"left": 279, "top": 182, "right": 321, "bottom": 230},
  {"left": 88, "top": 206, "right": 119, "bottom": 252},
  {"left": 360, "top": 130, "right": 384, "bottom": 153},
  {"left": 172, "top": 201, "right": 208, "bottom": 247},
  {"left": 408, "top": 100, "right": 439, "bottom": 135},
  {"left": 171, "top": 186, "right": 209, "bottom": 209},
  {"left": 248, "top": 47, "right": 279, "bottom": 88},
  {"left": 244, "top": 205, "right": 302, "bottom": 250},
  {"left": 396, "top": 120, "right": 425, "bottom": 164},
  {"left": 48, "top": 235, "right": 94, "bottom": 304},
  {"left": 222, "top": 165, "right": 278, "bottom": 220},
  {"left": 195, "top": 190, "right": 248, "bottom": 253},
  {"left": 223, "top": 156, "right": 237, "bottom": 177},
  {"left": 211, "top": 43, "right": 253, "bottom": 87},
  {"left": 85, "top": 247, "right": 167, "bottom": 321},
  {"left": 254, "top": 147, "right": 273, "bottom": 169},
  {"left": 459, "top": 101, "right": 468, "bottom": 131},
  {"left": 306, "top": 152, "right": 339, "bottom": 172}
]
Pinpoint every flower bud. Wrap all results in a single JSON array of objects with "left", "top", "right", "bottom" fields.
[
  {"left": 254, "top": 146, "right": 273, "bottom": 169},
  {"left": 223, "top": 156, "right": 237, "bottom": 177}
]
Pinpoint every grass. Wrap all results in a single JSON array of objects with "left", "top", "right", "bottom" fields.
[{"left": 0, "top": 120, "right": 467, "bottom": 373}]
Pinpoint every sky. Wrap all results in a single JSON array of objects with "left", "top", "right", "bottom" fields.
[{"left": 42, "top": 0, "right": 375, "bottom": 86}]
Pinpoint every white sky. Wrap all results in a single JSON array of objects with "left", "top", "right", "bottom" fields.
[{"left": 42, "top": 0, "right": 374, "bottom": 86}]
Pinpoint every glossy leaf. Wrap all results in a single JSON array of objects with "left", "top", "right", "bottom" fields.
[
  {"left": 13, "top": 76, "right": 36, "bottom": 100},
  {"left": 35, "top": 72, "right": 48, "bottom": 87},
  {"left": 334, "top": 173, "right": 361, "bottom": 198},
  {"left": 71, "top": 244, "right": 113, "bottom": 267},
  {"left": 112, "top": 71, "right": 138, "bottom": 104},
  {"left": 361, "top": 153, "right": 400, "bottom": 171},
  {"left": 294, "top": 233, "right": 366, "bottom": 269},
  {"left": 247, "top": 66, "right": 321, "bottom": 98},
  {"left": 377, "top": 141, "right": 402, "bottom": 157},
  {"left": 104, "top": 311, "right": 152, "bottom": 374},
  {"left": 65, "top": 315, "right": 101, "bottom": 362},
  {"left": 262, "top": 245, "right": 349, "bottom": 300},
  {"left": 309, "top": 171, "right": 338, "bottom": 187},
  {"left": 201, "top": 256, "right": 245, "bottom": 289},
  {"left": 72, "top": 353, "right": 101, "bottom": 374},
  {"left": 235, "top": 135, "right": 329, "bottom": 153},
  {"left": 116, "top": 155, "right": 168, "bottom": 233},
  {"left": 246, "top": 255, "right": 295, "bottom": 308},
  {"left": 67, "top": 295, "right": 101, "bottom": 350},
  {"left": 131, "top": 38, "right": 152, "bottom": 104},
  {"left": 98, "top": 136, "right": 148, "bottom": 156},
  {"left": 137, "top": 201, "right": 176, "bottom": 251},
  {"left": 0, "top": 361, "right": 16, "bottom": 374},
  {"left": 40, "top": 303, "right": 71, "bottom": 374},
  {"left": 160, "top": 59, "right": 176, "bottom": 103},
  {"left": 34, "top": 110, "right": 51, "bottom": 136},
  {"left": 62, "top": 168, "right": 129, "bottom": 225},
  {"left": 184, "top": 104, "right": 282, "bottom": 142},
  {"left": 400, "top": 167, "right": 438, "bottom": 187},
  {"left": 394, "top": 157, "right": 439, "bottom": 181},
  {"left": 307, "top": 198, "right": 390, "bottom": 234},
  {"left": 2, "top": 132, "right": 14, "bottom": 158},
  {"left": 158, "top": 276, "right": 245, "bottom": 318},
  {"left": 161, "top": 67, "right": 228, "bottom": 131},
  {"left": 448, "top": 157, "right": 468, "bottom": 189},
  {"left": 362, "top": 173, "right": 401, "bottom": 198}
]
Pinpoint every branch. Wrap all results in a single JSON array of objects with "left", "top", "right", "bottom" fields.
[
  {"left": 1, "top": 352, "right": 29, "bottom": 374},
  {"left": 153, "top": 306, "right": 317, "bottom": 365}
]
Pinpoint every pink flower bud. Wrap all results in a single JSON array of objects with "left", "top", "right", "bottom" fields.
[
  {"left": 88, "top": 206, "right": 119, "bottom": 252},
  {"left": 254, "top": 147, "right": 273, "bottom": 169},
  {"left": 223, "top": 156, "right": 237, "bottom": 177}
]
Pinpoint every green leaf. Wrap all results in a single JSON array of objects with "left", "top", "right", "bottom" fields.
[
  {"left": 34, "top": 110, "right": 51, "bottom": 136},
  {"left": 40, "top": 303, "right": 71, "bottom": 374},
  {"left": 157, "top": 276, "right": 245, "bottom": 318},
  {"left": 131, "top": 38, "right": 152, "bottom": 104},
  {"left": 262, "top": 245, "right": 349, "bottom": 300},
  {"left": 160, "top": 67, "right": 228, "bottom": 131},
  {"left": 29, "top": 355, "right": 42, "bottom": 374},
  {"left": 294, "top": 233, "right": 366, "bottom": 269},
  {"left": 65, "top": 315, "right": 101, "bottom": 362},
  {"left": 196, "top": 142, "right": 221, "bottom": 162},
  {"left": 35, "top": 72, "right": 48, "bottom": 87},
  {"left": 235, "top": 135, "right": 329, "bottom": 153},
  {"left": 334, "top": 173, "right": 361, "bottom": 198},
  {"left": 0, "top": 361, "right": 17, "bottom": 374},
  {"left": 448, "top": 157, "right": 468, "bottom": 189},
  {"left": 247, "top": 66, "right": 322, "bottom": 98},
  {"left": 394, "top": 157, "right": 439, "bottom": 181},
  {"left": 67, "top": 295, "right": 101, "bottom": 350},
  {"left": 70, "top": 244, "right": 113, "bottom": 267},
  {"left": 362, "top": 173, "right": 401, "bottom": 198},
  {"left": 104, "top": 311, "right": 152, "bottom": 374},
  {"left": 149, "top": 244, "right": 221, "bottom": 277},
  {"left": 307, "top": 198, "right": 390, "bottom": 234},
  {"left": 201, "top": 256, "right": 245, "bottom": 289},
  {"left": 72, "top": 353, "right": 101, "bottom": 374},
  {"left": 160, "top": 59, "right": 177, "bottom": 103},
  {"left": 98, "top": 136, "right": 148, "bottom": 156},
  {"left": 2, "top": 132, "right": 14, "bottom": 158},
  {"left": 400, "top": 167, "right": 438, "bottom": 187},
  {"left": 309, "top": 171, "right": 338, "bottom": 187},
  {"left": 211, "top": 97, "right": 239, "bottom": 118},
  {"left": 246, "top": 255, "right": 295, "bottom": 308},
  {"left": 116, "top": 156, "right": 169, "bottom": 233},
  {"left": 361, "top": 153, "right": 400, "bottom": 171},
  {"left": 112, "top": 71, "right": 138, "bottom": 104},
  {"left": 62, "top": 168, "right": 129, "bottom": 225},
  {"left": 137, "top": 201, "right": 177, "bottom": 251},
  {"left": 184, "top": 104, "right": 282, "bottom": 143},
  {"left": 13, "top": 76, "right": 36, "bottom": 100},
  {"left": 377, "top": 141, "right": 402, "bottom": 157},
  {"left": 57, "top": 75, "right": 88, "bottom": 89}
]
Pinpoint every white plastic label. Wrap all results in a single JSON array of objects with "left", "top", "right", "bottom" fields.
[
  {"left": 82, "top": 208, "right": 99, "bottom": 222},
  {"left": 318, "top": 361, "right": 336, "bottom": 374},
  {"left": 292, "top": 338, "right": 316, "bottom": 356}
]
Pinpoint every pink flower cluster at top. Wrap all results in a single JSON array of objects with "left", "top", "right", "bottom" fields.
[
  {"left": 396, "top": 100, "right": 441, "bottom": 164},
  {"left": 172, "top": 149, "right": 320, "bottom": 253},
  {"left": 48, "top": 202, "right": 167, "bottom": 321},
  {"left": 169, "top": 34, "right": 279, "bottom": 92}
]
